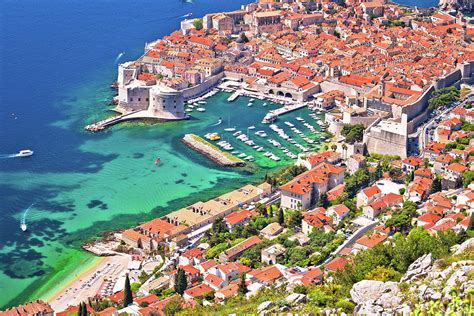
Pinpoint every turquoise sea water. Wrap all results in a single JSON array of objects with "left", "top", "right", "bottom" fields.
[
  {"left": 0, "top": 0, "right": 437, "bottom": 308},
  {"left": 0, "top": 0, "right": 326, "bottom": 308}
]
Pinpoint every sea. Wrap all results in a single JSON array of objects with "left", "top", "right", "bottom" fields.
[{"left": 0, "top": 0, "right": 437, "bottom": 309}]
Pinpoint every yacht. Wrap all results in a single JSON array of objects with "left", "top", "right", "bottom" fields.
[
  {"left": 296, "top": 117, "right": 304, "bottom": 121},
  {"left": 196, "top": 107, "right": 206, "bottom": 112},
  {"left": 263, "top": 102, "right": 267, "bottom": 106},
  {"left": 247, "top": 103, "right": 253, "bottom": 107},
  {"left": 248, "top": 126, "right": 255, "bottom": 130},
  {"left": 224, "top": 127, "right": 236, "bottom": 132},
  {"left": 17, "top": 150, "right": 34, "bottom": 157}
]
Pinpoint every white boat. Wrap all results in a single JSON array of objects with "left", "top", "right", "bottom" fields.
[
  {"left": 238, "top": 153, "right": 247, "bottom": 158},
  {"left": 247, "top": 103, "right": 253, "bottom": 107},
  {"left": 284, "top": 121, "right": 294, "bottom": 127},
  {"left": 263, "top": 103, "right": 267, "bottom": 107},
  {"left": 248, "top": 126, "right": 255, "bottom": 130},
  {"left": 185, "top": 109, "right": 193, "bottom": 112},
  {"left": 17, "top": 150, "right": 34, "bottom": 157},
  {"left": 250, "top": 98, "right": 255, "bottom": 102},
  {"left": 296, "top": 117, "right": 304, "bottom": 121},
  {"left": 224, "top": 127, "right": 236, "bottom": 132},
  {"left": 21, "top": 223, "right": 27, "bottom": 231}
]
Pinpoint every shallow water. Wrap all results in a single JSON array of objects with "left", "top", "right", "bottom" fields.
[{"left": 0, "top": 0, "right": 330, "bottom": 307}]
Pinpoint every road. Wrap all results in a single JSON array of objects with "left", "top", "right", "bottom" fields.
[
  {"left": 320, "top": 217, "right": 378, "bottom": 265},
  {"left": 410, "top": 93, "right": 474, "bottom": 155}
]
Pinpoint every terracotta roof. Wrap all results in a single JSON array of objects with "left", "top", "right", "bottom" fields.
[
  {"left": 325, "top": 257, "right": 349, "bottom": 271},
  {"left": 224, "top": 209, "right": 253, "bottom": 226},
  {"left": 204, "top": 274, "right": 226, "bottom": 288},
  {"left": 223, "top": 236, "right": 262, "bottom": 259},
  {"left": 356, "top": 233, "right": 387, "bottom": 248},
  {"left": 361, "top": 185, "right": 381, "bottom": 199},
  {"left": 184, "top": 284, "right": 214, "bottom": 298},
  {"left": 417, "top": 212, "right": 441, "bottom": 224},
  {"left": 249, "top": 265, "right": 283, "bottom": 283},
  {"left": 215, "top": 283, "right": 239, "bottom": 298}
]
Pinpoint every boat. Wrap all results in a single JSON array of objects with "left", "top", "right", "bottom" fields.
[
  {"left": 248, "top": 126, "right": 255, "bottom": 130},
  {"left": 155, "top": 157, "right": 161, "bottom": 165},
  {"left": 224, "top": 127, "right": 236, "bottom": 132},
  {"left": 183, "top": 13, "right": 193, "bottom": 18},
  {"left": 21, "top": 223, "right": 27, "bottom": 232},
  {"left": 250, "top": 98, "right": 255, "bottom": 102},
  {"left": 196, "top": 108, "right": 206, "bottom": 112},
  {"left": 17, "top": 150, "right": 34, "bottom": 157},
  {"left": 247, "top": 103, "right": 253, "bottom": 107},
  {"left": 238, "top": 153, "right": 247, "bottom": 158},
  {"left": 263, "top": 102, "right": 267, "bottom": 106},
  {"left": 185, "top": 109, "right": 193, "bottom": 112},
  {"left": 205, "top": 132, "right": 221, "bottom": 141}
]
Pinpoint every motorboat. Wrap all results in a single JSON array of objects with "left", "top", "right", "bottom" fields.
[
  {"left": 196, "top": 108, "right": 206, "bottom": 112},
  {"left": 247, "top": 103, "right": 253, "bottom": 107},
  {"left": 17, "top": 150, "right": 34, "bottom": 157},
  {"left": 224, "top": 127, "right": 236, "bottom": 132},
  {"left": 248, "top": 126, "right": 256, "bottom": 130},
  {"left": 21, "top": 223, "right": 27, "bottom": 232}
]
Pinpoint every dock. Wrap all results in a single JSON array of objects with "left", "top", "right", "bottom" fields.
[
  {"left": 182, "top": 134, "right": 245, "bottom": 167},
  {"left": 227, "top": 91, "right": 241, "bottom": 102},
  {"left": 262, "top": 103, "right": 307, "bottom": 123}
]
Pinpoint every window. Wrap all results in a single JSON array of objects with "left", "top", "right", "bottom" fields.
[
  {"left": 138, "top": 98, "right": 141, "bottom": 101},
  {"left": 146, "top": 98, "right": 149, "bottom": 101},
  {"left": 130, "top": 98, "right": 133, "bottom": 101}
]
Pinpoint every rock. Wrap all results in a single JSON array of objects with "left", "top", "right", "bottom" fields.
[
  {"left": 452, "top": 238, "right": 474, "bottom": 255},
  {"left": 395, "top": 304, "right": 411, "bottom": 315},
  {"left": 257, "top": 301, "right": 273, "bottom": 313},
  {"left": 286, "top": 293, "right": 307, "bottom": 305},
  {"left": 401, "top": 253, "right": 433, "bottom": 282},
  {"left": 350, "top": 280, "right": 399, "bottom": 305}
]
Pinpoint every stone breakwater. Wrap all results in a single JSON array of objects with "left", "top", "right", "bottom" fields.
[{"left": 182, "top": 134, "right": 245, "bottom": 167}]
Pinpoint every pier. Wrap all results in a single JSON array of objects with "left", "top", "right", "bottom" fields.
[
  {"left": 262, "top": 103, "right": 307, "bottom": 123},
  {"left": 182, "top": 134, "right": 245, "bottom": 167}
]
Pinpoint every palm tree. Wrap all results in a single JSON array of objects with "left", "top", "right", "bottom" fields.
[{"left": 342, "top": 143, "right": 348, "bottom": 159}]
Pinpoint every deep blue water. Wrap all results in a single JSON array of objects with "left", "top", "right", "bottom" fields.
[
  {"left": 0, "top": 0, "right": 253, "bottom": 308},
  {"left": 0, "top": 0, "right": 437, "bottom": 308}
]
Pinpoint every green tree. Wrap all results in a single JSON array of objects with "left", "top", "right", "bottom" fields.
[
  {"left": 174, "top": 268, "right": 188, "bottom": 295},
  {"left": 123, "top": 273, "right": 133, "bottom": 307},
  {"left": 317, "top": 193, "right": 329, "bottom": 208},
  {"left": 462, "top": 170, "right": 474, "bottom": 187},
  {"left": 405, "top": 171, "right": 414, "bottom": 184},
  {"left": 278, "top": 208, "right": 284, "bottom": 225},
  {"left": 365, "top": 266, "right": 401, "bottom": 282},
  {"left": 238, "top": 273, "right": 248, "bottom": 295},
  {"left": 341, "top": 124, "right": 364, "bottom": 143},
  {"left": 163, "top": 299, "right": 182, "bottom": 316},
  {"left": 192, "top": 19, "right": 203, "bottom": 30},
  {"left": 331, "top": 144, "right": 337, "bottom": 152},
  {"left": 430, "top": 176, "right": 442, "bottom": 194},
  {"left": 428, "top": 87, "right": 460, "bottom": 110}
]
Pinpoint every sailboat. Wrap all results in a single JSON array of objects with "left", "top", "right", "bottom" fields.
[{"left": 224, "top": 116, "right": 236, "bottom": 132}]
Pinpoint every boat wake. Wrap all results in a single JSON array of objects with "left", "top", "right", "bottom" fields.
[
  {"left": 210, "top": 119, "right": 222, "bottom": 127},
  {"left": 0, "top": 153, "right": 21, "bottom": 159},
  {"left": 114, "top": 52, "right": 125, "bottom": 63},
  {"left": 180, "top": 13, "right": 193, "bottom": 18},
  {"left": 20, "top": 203, "right": 36, "bottom": 232}
]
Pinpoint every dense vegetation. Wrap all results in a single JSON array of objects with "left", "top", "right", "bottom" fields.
[
  {"left": 428, "top": 87, "right": 460, "bottom": 110},
  {"left": 341, "top": 124, "right": 365, "bottom": 143}
]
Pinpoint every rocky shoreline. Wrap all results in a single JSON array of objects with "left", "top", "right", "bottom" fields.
[{"left": 182, "top": 133, "right": 245, "bottom": 167}]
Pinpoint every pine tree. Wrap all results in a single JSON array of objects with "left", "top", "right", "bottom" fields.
[
  {"left": 317, "top": 193, "right": 329, "bottom": 208},
  {"left": 123, "top": 273, "right": 133, "bottom": 307},
  {"left": 238, "top": 273, "right": 248, "bottom": 295},
  {"left": 174, "top": 268, "right": 187, "bottom": 295},
  {"left": 430, "top": 176, "right": 442, "bottom": 194},
  {"left": 78, "top": 302, "right": 83, "bottom": 316},
  {"left": 278, "top": 208, "right": 284, "bottom": 225}
]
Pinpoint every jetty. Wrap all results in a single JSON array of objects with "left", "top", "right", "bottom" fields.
[
  {"left": 227, "top": 91, "right": 241, "bottom": 102},
  {"left": 84, "top": 110, "right": 189, "bottom": 132},
  {"left": 182, "top": 134, "right": 245, "bottom": 167},
  {"left": 262, "top": 103, "right": 307, "bottom": 123}
]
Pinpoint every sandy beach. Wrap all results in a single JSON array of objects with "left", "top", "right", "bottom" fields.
[{"left": 48, "top": 255, "right": 131, "bottom": 312}]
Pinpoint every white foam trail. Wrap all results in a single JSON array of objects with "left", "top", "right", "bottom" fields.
[
  {"left": 20, "top": 203, "right": 36, "bottom": 226},
  {"left": 210, "top": 119, "right": 222, "bottom": 127},
  {"left": 0, "top": 153, "right": 20, "bottom": 159},
  {"left": 114, "top": 52, "right": 125, "bottom": 63}
]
